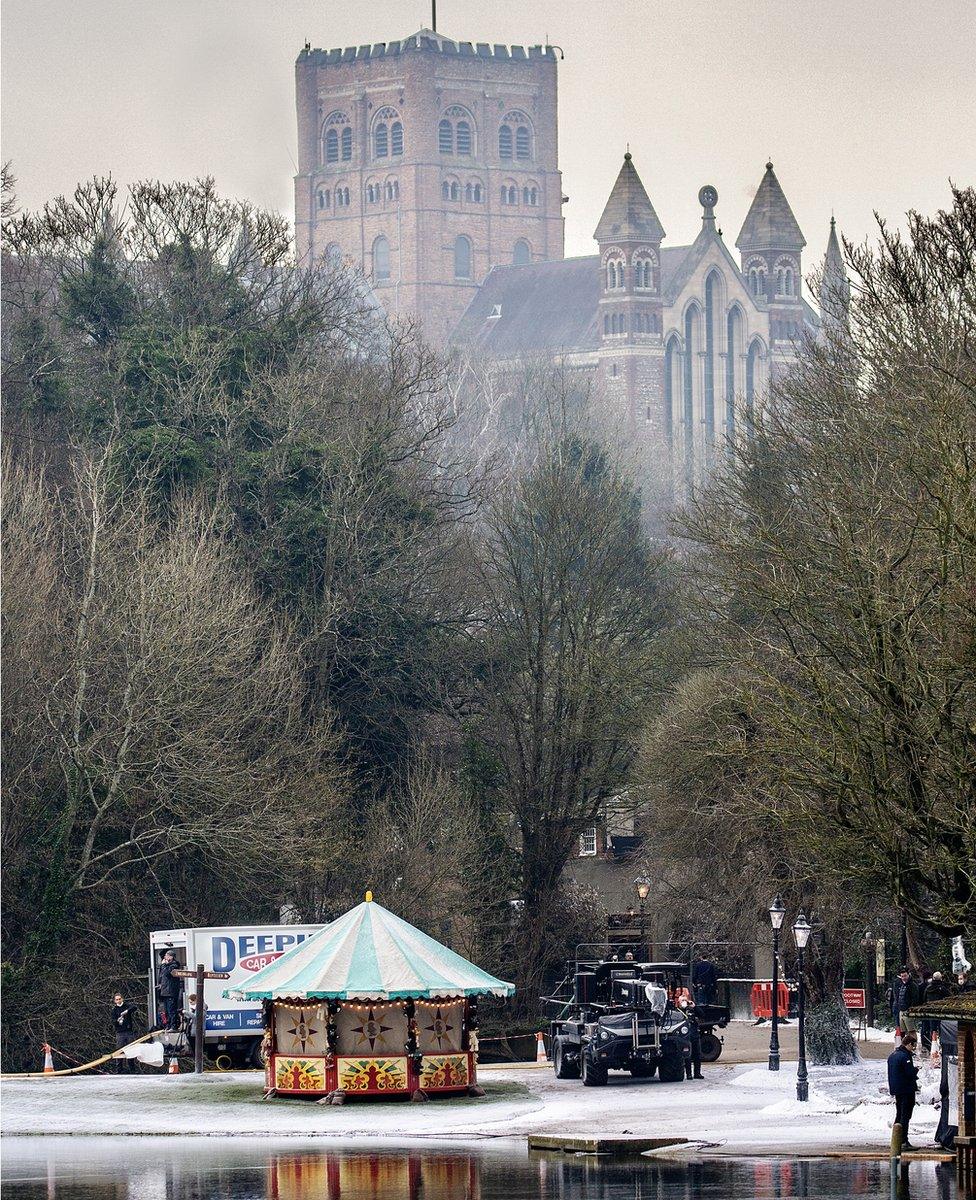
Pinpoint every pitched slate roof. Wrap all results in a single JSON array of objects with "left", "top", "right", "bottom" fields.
[
  {"left": 226, "top": 897, "right": 514, "bottom": 1001},
  {"left": 594, "top": 154, "right": 666, "bottom": 244},
  {"left": 736, "top": 161, "right": 806, "bottom": 251}
]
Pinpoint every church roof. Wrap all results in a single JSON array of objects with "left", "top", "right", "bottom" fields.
[
  {"left": 594, "top": 154, "right": 666, "bottom": 244},
  {"left": 450, "top": 247, "right": 692, "bottom": 357},
  {"left": 226, "top": 897, "right": 514, "bottom": 1001},
  {"left": 736, "top": 162, "right": 806, "bottom": 251}
]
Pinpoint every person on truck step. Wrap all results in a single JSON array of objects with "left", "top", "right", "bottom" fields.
[
  {"left": 112, "top": 993, "right": 138, "bottom": 1073},
  {"left": 157, "top": 950, "right": 183, "bottom": 1030}
]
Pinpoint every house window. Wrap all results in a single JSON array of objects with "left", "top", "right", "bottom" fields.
[
  {"left": 454, "top": 234, "right": 472, "bottom": 279},
  {"left": 579, "top": 827, "right": 597, "bottom": 856},
  {"left": 372, "top": 235, "right": 390, "bottom": 281}
]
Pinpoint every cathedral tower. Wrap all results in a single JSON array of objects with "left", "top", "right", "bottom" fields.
[
  {"left": 295, "top": 29, "right": 565, "bottom": 343},
  {"left": 736, "top": 162, "right": 806, "bottom": 378},
  {"left": 593, "top": 152, "right": 666, "bottom": 439}
]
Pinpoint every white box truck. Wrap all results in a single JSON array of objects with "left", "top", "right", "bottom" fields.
[{"left": 149, "top": 923, "right": 322, "bottom": 1068}]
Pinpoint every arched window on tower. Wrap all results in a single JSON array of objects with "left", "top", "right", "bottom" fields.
[
  {"left": 374, "top": 123, "right": 388, "bottom": 158},
  {"left": 391, "top": 121, "right": 403, "bottom": 156},
  {"left": 439, "top": 120, "right": 453, "bottom": 154},
  {"left": 325, "top": 128, "right": 339, "bottom": 164},
  {"left": 633, "top": 252, "right": 657, "bottom": 290},
  {"left": 323, "top": 112, "right": 350, "bottom": 165},
  {"left": 456, "top": 121, "right": 472, "bottom": 155},
  {"left": 498, "top": 124, "right": 513, "bottom": 159},
  {"left": 516, "top": 125, "right": 530, "bottom": 159},
  {"left": 513, "top": 239, "right": 531, "bottom": 266},
  {"left": 372, "top": 235, "right": 390, "bottom": 281},
  {"left": 341, "top": 126, "right": 352, "bottom": 160},
  {"left": 606, "top": 256, "right": 625, "bottom": 291},
  {"left": 454, "top": 235, "right": 472, "bottom": 279}
]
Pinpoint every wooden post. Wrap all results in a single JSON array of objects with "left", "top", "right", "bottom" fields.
[{"left": 194, "top": 963, "right": 205, "bottom": 1075}]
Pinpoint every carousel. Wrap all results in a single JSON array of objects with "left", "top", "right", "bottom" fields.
[{"left": 225, "top": 892, "right": 513, "bottom": 1100}]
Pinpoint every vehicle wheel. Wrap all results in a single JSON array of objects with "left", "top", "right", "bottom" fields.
[
  {"left": 699, "top": 1032, "right": 723, "bottom": 1063},
  {"left": 629, "top": 1061, "right": 657, "bottom": 1078},
  {"left": 249, "top": 1040, "right": 267, "bottom": 1070},
  {"left": 553, "top": 1037, "right": 581, "bottom": 1080},
  {"left": 581, "top": 1047, "right": 608, "bottom": 1088},
  {"left": 657, "top": 1054, "right": 685, "bottom": 1083}
]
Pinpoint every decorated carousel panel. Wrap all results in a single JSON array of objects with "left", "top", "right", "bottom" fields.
[{"left": 225, "top": 893, "right": 513, "bottom": 1100}]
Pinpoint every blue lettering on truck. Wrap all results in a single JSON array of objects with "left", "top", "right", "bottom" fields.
[{"left": 210, "top": 931, "right": 309, "bottom": 973}]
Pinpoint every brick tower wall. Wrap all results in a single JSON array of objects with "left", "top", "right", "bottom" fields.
[{"left": 295, "top": 35, "right": 565, "bottom": 344}]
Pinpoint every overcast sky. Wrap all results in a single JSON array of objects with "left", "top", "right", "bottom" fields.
[{"left": 3, "top": 0, "right": 974, "bottom": 266}]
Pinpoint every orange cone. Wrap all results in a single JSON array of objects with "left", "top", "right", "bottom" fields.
[
  {"left": 536, "top": 1032, "right": 547, "bottom": 1063},
  {"left": 168, "top": 1055, "right": 180, "bottom": 1075},
  {"left": 42, "top": 1043, "right": 55, "bottom": 1074}
]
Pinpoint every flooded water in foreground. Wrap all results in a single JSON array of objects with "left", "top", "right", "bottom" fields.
[{"left": 0, "top": 1137, "right": 961, "bottom": 1199}]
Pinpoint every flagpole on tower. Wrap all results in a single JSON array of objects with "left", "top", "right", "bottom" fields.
[{"left": 432, "top": 1, "right": 437, "bottom": 32}]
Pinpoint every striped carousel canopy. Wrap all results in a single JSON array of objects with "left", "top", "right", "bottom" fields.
[{"left": 224, "top": 894, "right": 514, "bottom": 1001}]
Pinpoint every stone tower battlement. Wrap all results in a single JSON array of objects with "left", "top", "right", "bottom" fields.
[{"left": 295, "top": 27, "right": 564, "bottom": 343}]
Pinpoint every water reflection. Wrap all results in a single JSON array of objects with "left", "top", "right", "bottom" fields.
[{"left": 0, "top": 1138, "right": 960, "bottom": 1200}]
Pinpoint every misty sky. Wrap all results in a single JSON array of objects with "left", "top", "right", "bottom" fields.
[{"left": 3, "top": 0, "right": 974, "bottom": 268}]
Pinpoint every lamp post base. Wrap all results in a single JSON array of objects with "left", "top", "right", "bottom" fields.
[
  {"left": 796, "top": 1076, "right": 809, "bottom": 1102},
  {"left": 768, "top": 1052, "right": 780, "bottom": 1071}
]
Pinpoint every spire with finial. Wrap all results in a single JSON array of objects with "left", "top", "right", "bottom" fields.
[
  {"left": 820, "top": 215, "right": 851, "bottom": 331},
  {"left": 736, "top": 160, "right": 805, "bottom": 253},
  {"left": 594, "top": 152, "right": 665, "bottom": 244}
]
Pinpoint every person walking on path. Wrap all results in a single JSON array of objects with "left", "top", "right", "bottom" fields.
[
  {"left": 112, "top": 993, "right": 139, "bottom": 1073},
  {"left": 157, "top": 950, "right": 183, "bottom": 1030},
  {"left": 889, "top": 966, "right": 920, "bottom": 1034},
  {"left": 887, "top": 1031, "right": 920, "bottom": 1149},
  {"left": 692, "top": 956, "right": 718, "bottom": 1008}
]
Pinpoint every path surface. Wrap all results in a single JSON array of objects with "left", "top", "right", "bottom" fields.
[{"left": 1, "top": 1052, "right": 941, "bottom": 1155}]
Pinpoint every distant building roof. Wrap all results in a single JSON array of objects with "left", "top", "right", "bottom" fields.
[
  {"left": 594, "top": 153, "right": 666, "bottom": 244},
  {"left": 736, "top": 161, "right": 806, "bottom": 251},
  {"left": 451, "top": 256, "right": 601, "bottom": 356}
]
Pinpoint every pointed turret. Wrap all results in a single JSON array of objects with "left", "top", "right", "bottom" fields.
[
  {"left": 594, "top": 152, "right": 666, "bottom": 244},
  {"left": 820, "top": 216, "right": 851, "bottom": 332},
  {"left": 736, "top": 161, "right": 805, "bottom": 254}
]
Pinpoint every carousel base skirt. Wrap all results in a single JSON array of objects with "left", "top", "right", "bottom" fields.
[{"left": 269, "top": 1051, "right": 475, "bottom": 1099}]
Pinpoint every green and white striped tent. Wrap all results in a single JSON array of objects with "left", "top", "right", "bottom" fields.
[{"left": 225, "top": 894, "right": 514, "bottom": 1002}]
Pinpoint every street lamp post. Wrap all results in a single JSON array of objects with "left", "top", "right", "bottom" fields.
[
  {"left": 768, "top": 895, "right": 786, "bottom": 1071},
  {"left": 634, "top": 876, "right": 651, "bottom": 960},
  {"left": 793, "top": 911, "right": 812, "bottom": 1102}
]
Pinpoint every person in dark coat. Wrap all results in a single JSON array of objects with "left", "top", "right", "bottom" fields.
[
  {"left": 887, "top": 1030, "right": 920, "bottom": 1149},
  {"left": 691, "top": 956, "right": 718, "bottom": 1007},
  {"left": 112, "top": 993, "right": 138, "bottom": 1074},
  {"left": 157, "top": 950, "right": 183, "bottom": 1030},
  {"left": 921, "top": 971, "right": 950, "bottom": 1051},
  {"left": 890, "top": 967, "right": 920, "bottom": 1033},
  {"left": 678, "top": 996, "right": 704, "bottom": 1079}
]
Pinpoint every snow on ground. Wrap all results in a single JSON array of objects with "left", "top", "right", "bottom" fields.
[{"left": 0, "top": 1058, "right": 941, "bottom": 1154}]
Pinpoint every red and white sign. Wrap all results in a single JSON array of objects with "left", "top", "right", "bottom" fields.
[
  {"left": 843, "top": 987, "right": 866, "bottom": 1010},
  {"left": 239, "top": 951, "right": 286, "bottom": 973}
]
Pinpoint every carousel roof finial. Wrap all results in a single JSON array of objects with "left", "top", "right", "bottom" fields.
[{"left": 365, "top": 889, "right": 373, "bottom": 902}]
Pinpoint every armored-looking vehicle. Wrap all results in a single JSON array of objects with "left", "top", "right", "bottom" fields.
[{"left": 547, "top": 959, "right": 693, "bottom": 1086}]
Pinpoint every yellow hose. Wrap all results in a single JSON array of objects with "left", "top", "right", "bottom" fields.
[{"left": 0, "top": 1031, "right": 162, "bottom": 1079}]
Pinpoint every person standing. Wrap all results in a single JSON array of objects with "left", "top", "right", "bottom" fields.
[
  {"left": 692, "top": 956, "right": 718, "bottom": 1008},
  {"left": 890, "top": 966, "right": 920, "bottom": 1034},
  {"left": 678, "top": 996, "right": 704, "bottom": 1079},
  {"left": 112, "top": 993, "right": 138, "bottom": 1074},
  {"left": 922, "top": 971, "right": 949, "bottom": 1052},
  {"left": 887, "top": 1031, "right": 920, "bottom": 1149},
  {"left": 157, "top": 950, "right": 183, "bottom": 1030}
]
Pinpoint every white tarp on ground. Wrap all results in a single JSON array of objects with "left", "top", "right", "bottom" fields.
[{"left": 116, "top": 1040, "right": 165, "bottom": 1067}]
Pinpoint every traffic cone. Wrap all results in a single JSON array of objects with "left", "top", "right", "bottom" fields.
[
  {"left": 536, "top": 1032, "right": 547, "bottom": 1063},
  {"left": 42, "top": 1043, "right": 55, "bottom": 1074},
  {"left": 168, "top": 1055, "right": 180, "bottom": 1075}
]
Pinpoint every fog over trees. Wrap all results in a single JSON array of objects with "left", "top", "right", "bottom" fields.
[{"left": 2, "top": 168, "right": 973, "bottom": 1067}]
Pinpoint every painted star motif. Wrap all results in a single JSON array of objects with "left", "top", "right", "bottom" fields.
[
  {"left": 351, "top": 1006, "right": 393, "bottom": 1051},
  {"left": 286, "top": 1009, "right": 319, "bottom": 1054},
  {"left": 423, "top": 1006, "right": 455, "bottom": 1050}
]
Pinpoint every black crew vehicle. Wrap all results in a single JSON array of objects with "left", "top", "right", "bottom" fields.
[{"left": 546, "top": 958, "right": 694, "bottom": 1086}]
